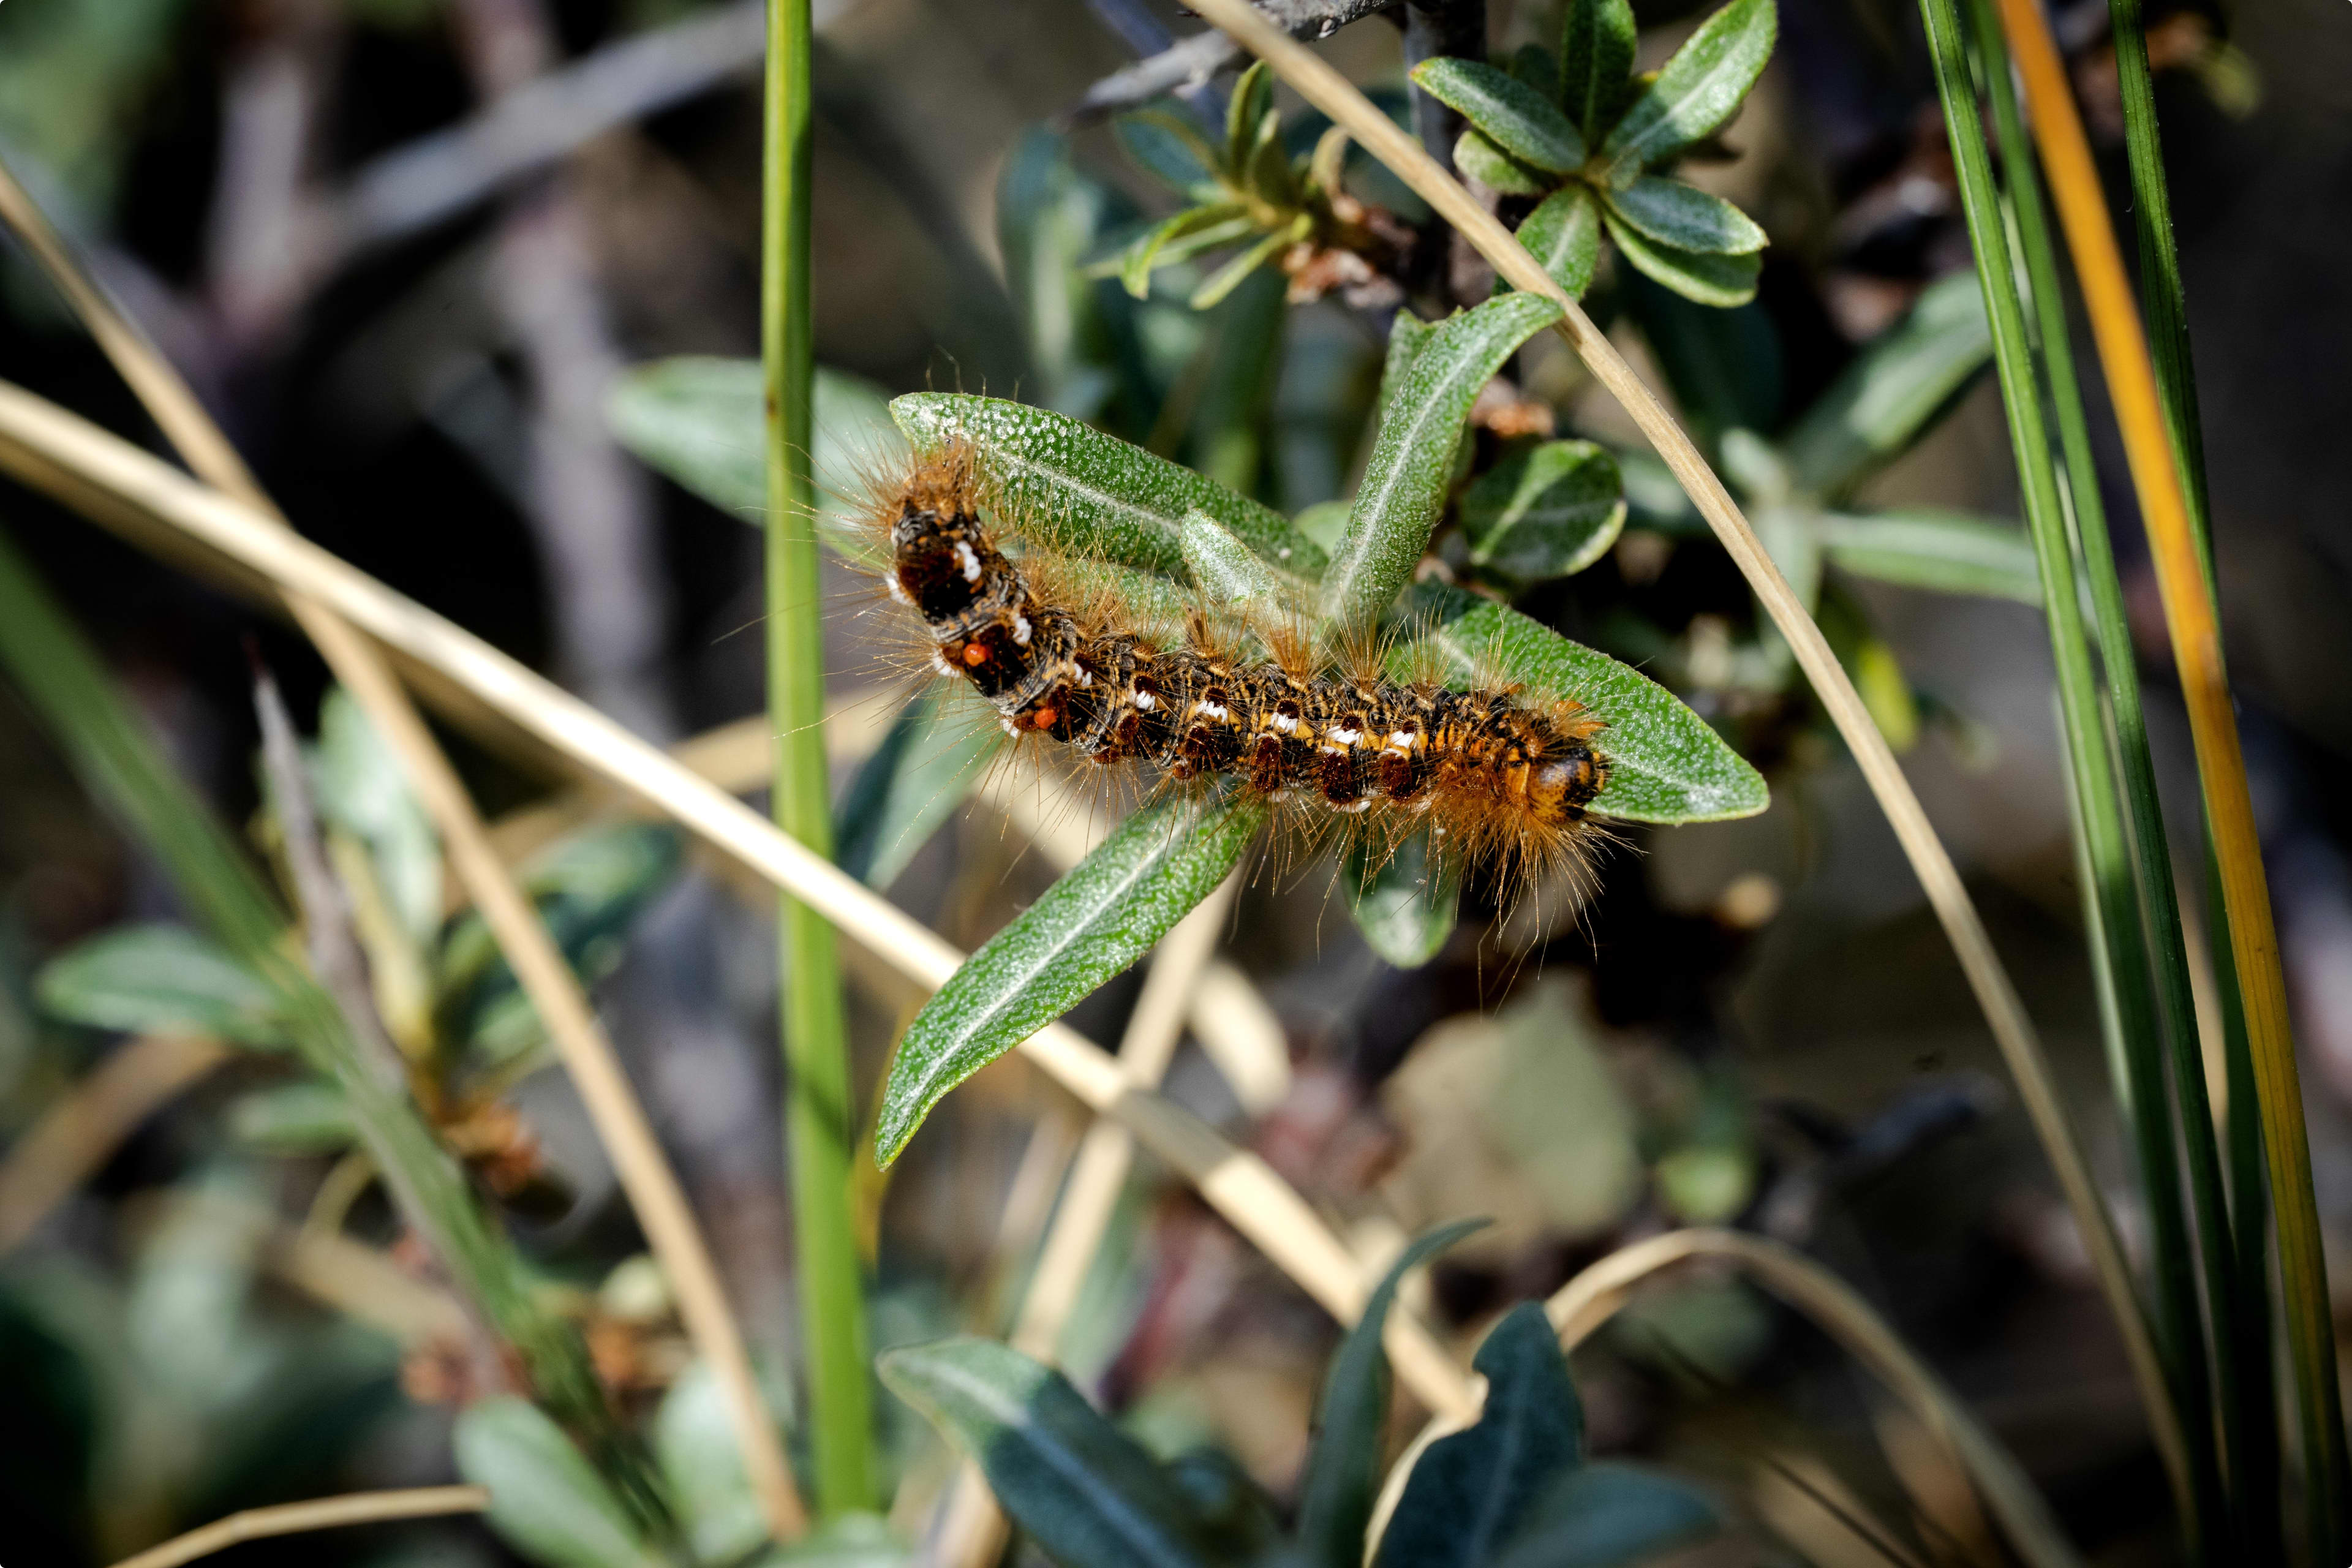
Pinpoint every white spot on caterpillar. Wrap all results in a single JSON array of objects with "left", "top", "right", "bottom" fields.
[
  {"left": 1194, "top": 700, "right": 1229, "bottom": 721},
  {"left": 886, "top": 575, "right": 913, "bottom": 606},
  {"left": 1271, "top": 712, "right": 1298, "bottom": 735},
  {"left": 1132, "top": 688, "right": 1158, "bottom": 711},
  {"left": 1077, "top": 668, "right": 1095, "bottom": 687},
  {"left": 1386, "top": 731, "right": 1418, "bottom": 750},
  {"left": 1338, "top": 797, "right": 1373, "bottom": 813},
  {"left": 1011, "top": 613, "right": 1033, "bottom": 646},
  {"left": 1329, "top": 725, "right": 1362, "bottom": 745},
  {"left": 999, "top": 717, "right": 1021, "bottom": 736},
  {"left": 931, "top": 651, "right": 959, "bottom": 679},
  {"left": 954, "top": 541, "right": 982, "bottom": 583}
]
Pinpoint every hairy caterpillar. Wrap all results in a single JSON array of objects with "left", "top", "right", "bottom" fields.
[{"left": 866, "top": 444, "right": 1610, "bottom": 890}]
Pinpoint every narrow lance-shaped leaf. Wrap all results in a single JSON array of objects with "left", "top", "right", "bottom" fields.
[
  {"left": 878, "top": 1338, "right": 1217, "bottom": 1568},
  {"left": 1322, "top": 293, "right": 1564, "bottom": 635},
  {"left": 1179, "top": 507, "right": 1305, "bottom": 622},
  {"left": 37, "top": 924, "right": 289, "bottom": 1049},
  {"left": 1451, "top": 128, "right": 1553, "bottom": 196},
  {"left": 1116, "top": 110, "right": 1224, "bottom": 200},
  {"left": 1374, "top": 1304, "right": 1585, "bottom": 1568},
  {"left": 834, "top": 684, "right": 998, "bottom": 891},
  {"left": 455, "top": 1398, "right": 665, "bottom": 1568},
  {"left": 874, "top": 788, "right": 1268, "bottom": 1166},
  {"left": 1819, "top": 509, "right": 2041, "bottom": 603},
  {"left": 1346, "top": 828, "right": 1462, "bottom": 971},
  {"left": 1559, "top": 0, "right": 1639, "bottom": 138},
  {"left": 1781, "top": 271, "right": 1993, "bottom": 498},
  {"left": 892, "top": 393, "right": 1328, "bottom": 579},
  {"left": 1460, "top": 440, "right": 1627, "bottom": 584},
  {"left": 1398, "top": 583, "right": 1768, "bottom": 823},
  {"left": 1379, "top": 311, "right": 1434, "bottom": 412},
  {"left": 1599, "top": 0, "right": 1778, "bottom": 183},
  {"left": 1515, "top": 184, "right": 1604, "bottom": 300},
  {"left": 1118, "top": 205, "right": 1254, "bottom": 299},
  {"left": 1189, "top": 224, "right": 1301, "bottom": 312},
  {"left": 1486, "top": 1463, "right": 1718, "bottom": 1568},
  {"left": 1409, "top": 58, "right": 1586, "bottom": 173},
  {"left": 1297, "top": 1219, "right": 1489, "bottom": 1568},
  {"left": 1602, "top": 176, "right": 1767, "bottom": 255},
  {"left": 1600, "top": 209, "right": 1761, "bottom": 307}
]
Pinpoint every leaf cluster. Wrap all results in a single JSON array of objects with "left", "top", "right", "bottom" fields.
[
  {"left": 880, "top": 1223, "right": 1714, "bottom": 1568},
  {"left": 1413, "top": 0, "right": 1777, "bottom": 306}
]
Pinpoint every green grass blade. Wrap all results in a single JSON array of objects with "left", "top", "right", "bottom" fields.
[
  {"left": 1919, "top": 0, "right": 2217, "bottom": 1544},
  {"left": 766, "top": 0, "right": 875, "bottom": 1515},
  {"left": 874, "top": 789, "right": 1267, "bottom": 1167}
]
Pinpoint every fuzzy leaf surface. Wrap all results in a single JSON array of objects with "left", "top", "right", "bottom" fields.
[
  {"left": 835, "top": 685, "right": 998, "bottom": 890},
  {"left": 37, "top": 924, "right": 287, "bottom": 1048},
  {"left": 1559, "top": 0, "right": 1639, "bottom": 137},
  {"left": 1461, "top": 440, "right": 1627, "bottom": 583},
  {"left": 1515, "top": 184, "right": 1604, "bottom": 300},
  {"left": 1487, "top": 1463, "right": 1718, "bottom": 1568},
  {"left": 892, "top": 393, "right": 1326, "bottom": 580},
  {"left": 1180, "top": 508, "right": 1303, "bottom": 620},
  {"left": 1820, "top": 510, "right": 2041, "bottom": 602},
  {"left": 454, "top": 1398, "right": 662, "bottom": 1568},
  {"left": 1600, "top": 210, "right": 1761, "bottom": 306},
  {"left": 1410, "top": 58, "right": 1586, "bottom": 172},
  {"left": 1602, "top": 176, "right": 1766, "bottom": 255},
  {"left": 875, "top": 789, "right": 1268, "bottom": 1164},
  {"left": 1400, "top": 584, "right": 1767, "bottom": 823},
  {"left": 1324, "top": 293, "right": 1564, "bottom": 634},
  {"left": 1345, "top": 827, "right": 1462, "bottom": 970},
  {"left": 1599, "top": 0, "right": 1777, "bottom": 179},
  {"left": 1375, "top": 1304, "right": 1586, "bottom": 1568},
  {"left": 1297, "top": 1219, "right": 1487, "bottom": 1568},
  {"left": 878, "top": 1338, "right": 1216, "bottom": 1568},
  {"left": 1451, "top": 127, "right": 1553, "bottom": 195},
  {"left": 1782, "top": 272, "right": 1992, "bottom": 497}
]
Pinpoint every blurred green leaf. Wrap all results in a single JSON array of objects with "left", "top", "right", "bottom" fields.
[
  {"left": 607, "top": 357, "right": 900, "bottom": 565},
  {"left": 1451, "top": 128, "right": 1553, "bottom": 196},
  {"left": 1400, "top": 584, "right": 1768, "bottom": 823},
  {"left": 1622, "top": 274, "right": 1782, "bottom": 444},
  {"left": 1601, "top": 178, "right": 1766, "bottom": 256},
  {"left": 999, "top": 129, "right": 1155, "bottom": 427},
  {"left": 1345, "top": 828, "right": 1462, "bottom": 970},
  {"left": 1297, "top": 1219, "right": 1487, "bottom": 1568},
  {"left": 1188, "top": 226, "right": 1300, "bottom": 312},
  {"left": 1599, "top": 0, "right": 1777, "bottom": 181},
  {"left": 1600, "top": 213, "right": 1760, "bottom": 307},
  {"left": 1515, "top": 185, "right": 1604, "bottom": 300},
  {"left": 755, "top": 1513, "right": 910, "bottom": 1567},
  {"left": 1374, "top": 1304, "right": 1585, "bottom": 1568},
  {"left": 835, "top": 685, "right": 998, "bottom": 891},
  {"left": 877, "top": 1338, "right": 1216, "bottom": 1568},
  {"left": 655, "top": 1359, "right": 794, "bottom": 1567},
  {"left": 891, "top": 393, "right": 1327, "bottom": 580},
  {"left": 37, "top": 925, "right": 287, "bottom": 1049},
  {"left": 455, "top": 1397, "right": 664, "bottom": 1568},
  {"left": 1227, "top": 61, "right": 1276, "bottom": 176},
  {"left": 311, "top": 688, "right": 440, "bottom": 946},
  {"left": 227, "top": 1082, "right": 355, "bottom": 1155},
  {"left": 0, "top": 0, "right": 180, "bottom": 212},
  {"left": 1163, "top": 1450, "right": 1283, "bottom": 1561},
  {"left": 1782, "top": 272, "right": 1992, "bottom": 498},
  {"left": 874, "top": 790, "right": 1267, "bottom": 1166},
  {"left": 1510, "top": 43, "right": 1561, "bottom": 91},
  {"left": 1324, "top": 294, "right": 1564, "bottom": 635},
  {"left": 1820, "top": 508, "right": 2040, "bottom": 603},
  {"left": 1461, "top": 440, "right": 1628, "bottom": 584},
  {"left": 1488, "top": 1463, "right": 1718, "bottom": 1568},
  {"left": 1559, "top": 0, "right": 1640, "bottom": 138},
  {"left": 1115, "top": 111, "right": 1223, "bottom": 200},
  {"left": 1410, "top": 59, "right": 1586, "bottom": 173},
  {"left": 1118, "top": 206, "right": 1256, "bottom": 300}
]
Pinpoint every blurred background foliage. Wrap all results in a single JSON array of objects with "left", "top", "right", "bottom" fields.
[{"left": 0, "top": 0, "right": 2347, "bottom": 1562}]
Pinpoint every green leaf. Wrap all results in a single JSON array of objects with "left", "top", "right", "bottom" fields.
[
  {"left": 1115, "top": 111, "right": 1223, "bottom": 200},
  {"left": 1322, "top": 293, "right": 1564, "bottom": 635},
  {"left": 1399, "top": 583, "right": 1768, "bottom": 823},
  {"left": 1559, "top": 0, "right": 1639, "bottom": 139},
  {"left": 37, "top": 924, "right": 287, "bottom": 1048},
  {"left": 756, "top": 1514, "right": 909, "bottom": 1567},
  {"left": 1515, "top": 185, "right": 1604, "bottom": 300},
  {"left": 1450, "top": 127, "right": 1554, "bottom": 196},
  {"left": 1600, "top": 210, "right": 1760, "bottom": 307},
  {"left": 1601, "top": 177, "right": 1765, "bottom": 255},
  {"left": 1461, "top": 440, "right": 1627, "bottom": 584},
  {"left": 1187, "top": 225, "right": 1298, "bottom": 312},
  {"left": 874, "top": 790, "right": 1268, "bottom": 1166},
  {"left": 1820, "top": 509, "right": 2041, "bottom": 603},
  {"left": 877, "top": 1338, "right": 1216, "bottom": 1568},
  {"left": 1509, "top": 43, "right": 1560, "bottom": 92},
  {"left": 1781, "top": 272, "right": 1994, "bottom": 498},
  {"left": 1346, "top": 828, "right": 1462, "bottom": 970},
  {"left": 1410, "top": 59, "right": 1586, "bottom": 173},
  {"left": 1487, "top": 1463, "right": 1718, "bottom": 1568},
  {"left": 1599, "top": 0, "right": 1777, "bottom": 179},
  {"left": 607, "top": 357, "right": 901, "bottom": 565},
  {"left": 1118, "top": 205, "right": 1254, "bottom": 300},
  {"left": 1374, "top": 1303, "right": 1585, "bottom": 1568},
  {"left": 228, "top": 1081, "right": 355, "bottom": 1154},
  {"left": 891, "top": 393, "right": 1328, "bottom": 580},
  {"left": 1619, "top": 271, "right": 1782, "bottom": 442},
  {"left": 312, "top": 688, "right": 440, "bottom": 945},
  {"left": 1379, "top": 311, "right": 1435, "bottom": 414},
  {"left": 835, "top": 685, "right": 998, "bottom": 890},
  {"left": 1297, "top": 1219, "right": 1488, "bottom": 1568},
  {"left": 1179, "top": 508, "right": 1302, "bottom": 622},
  {"left": 1227, "top": 61, "right": 1275, "bottom": 178},
  {"left": 454, "top": 1397, "right": 664, "bottom": 1568},
  {"left": 655, "top": 1359, "right": 795, "bottom": 1567},
  {"left": 1162, "top": 1450, "right": 1283, "bottom": 1561}
]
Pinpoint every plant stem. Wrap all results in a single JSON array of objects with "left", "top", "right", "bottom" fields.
[
  {"left": 1983, "top": 0, "right": 2348, "bottom": 1551},
  {"left": 763, "top": 0, "right": 875, "bottom": 1515},
  {"left": 1921, "top": 0, "right": 2207, "bottom": 1534},
  {"left": 1969, "top": 4, "right": 2261, "bottom": 1550}
]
